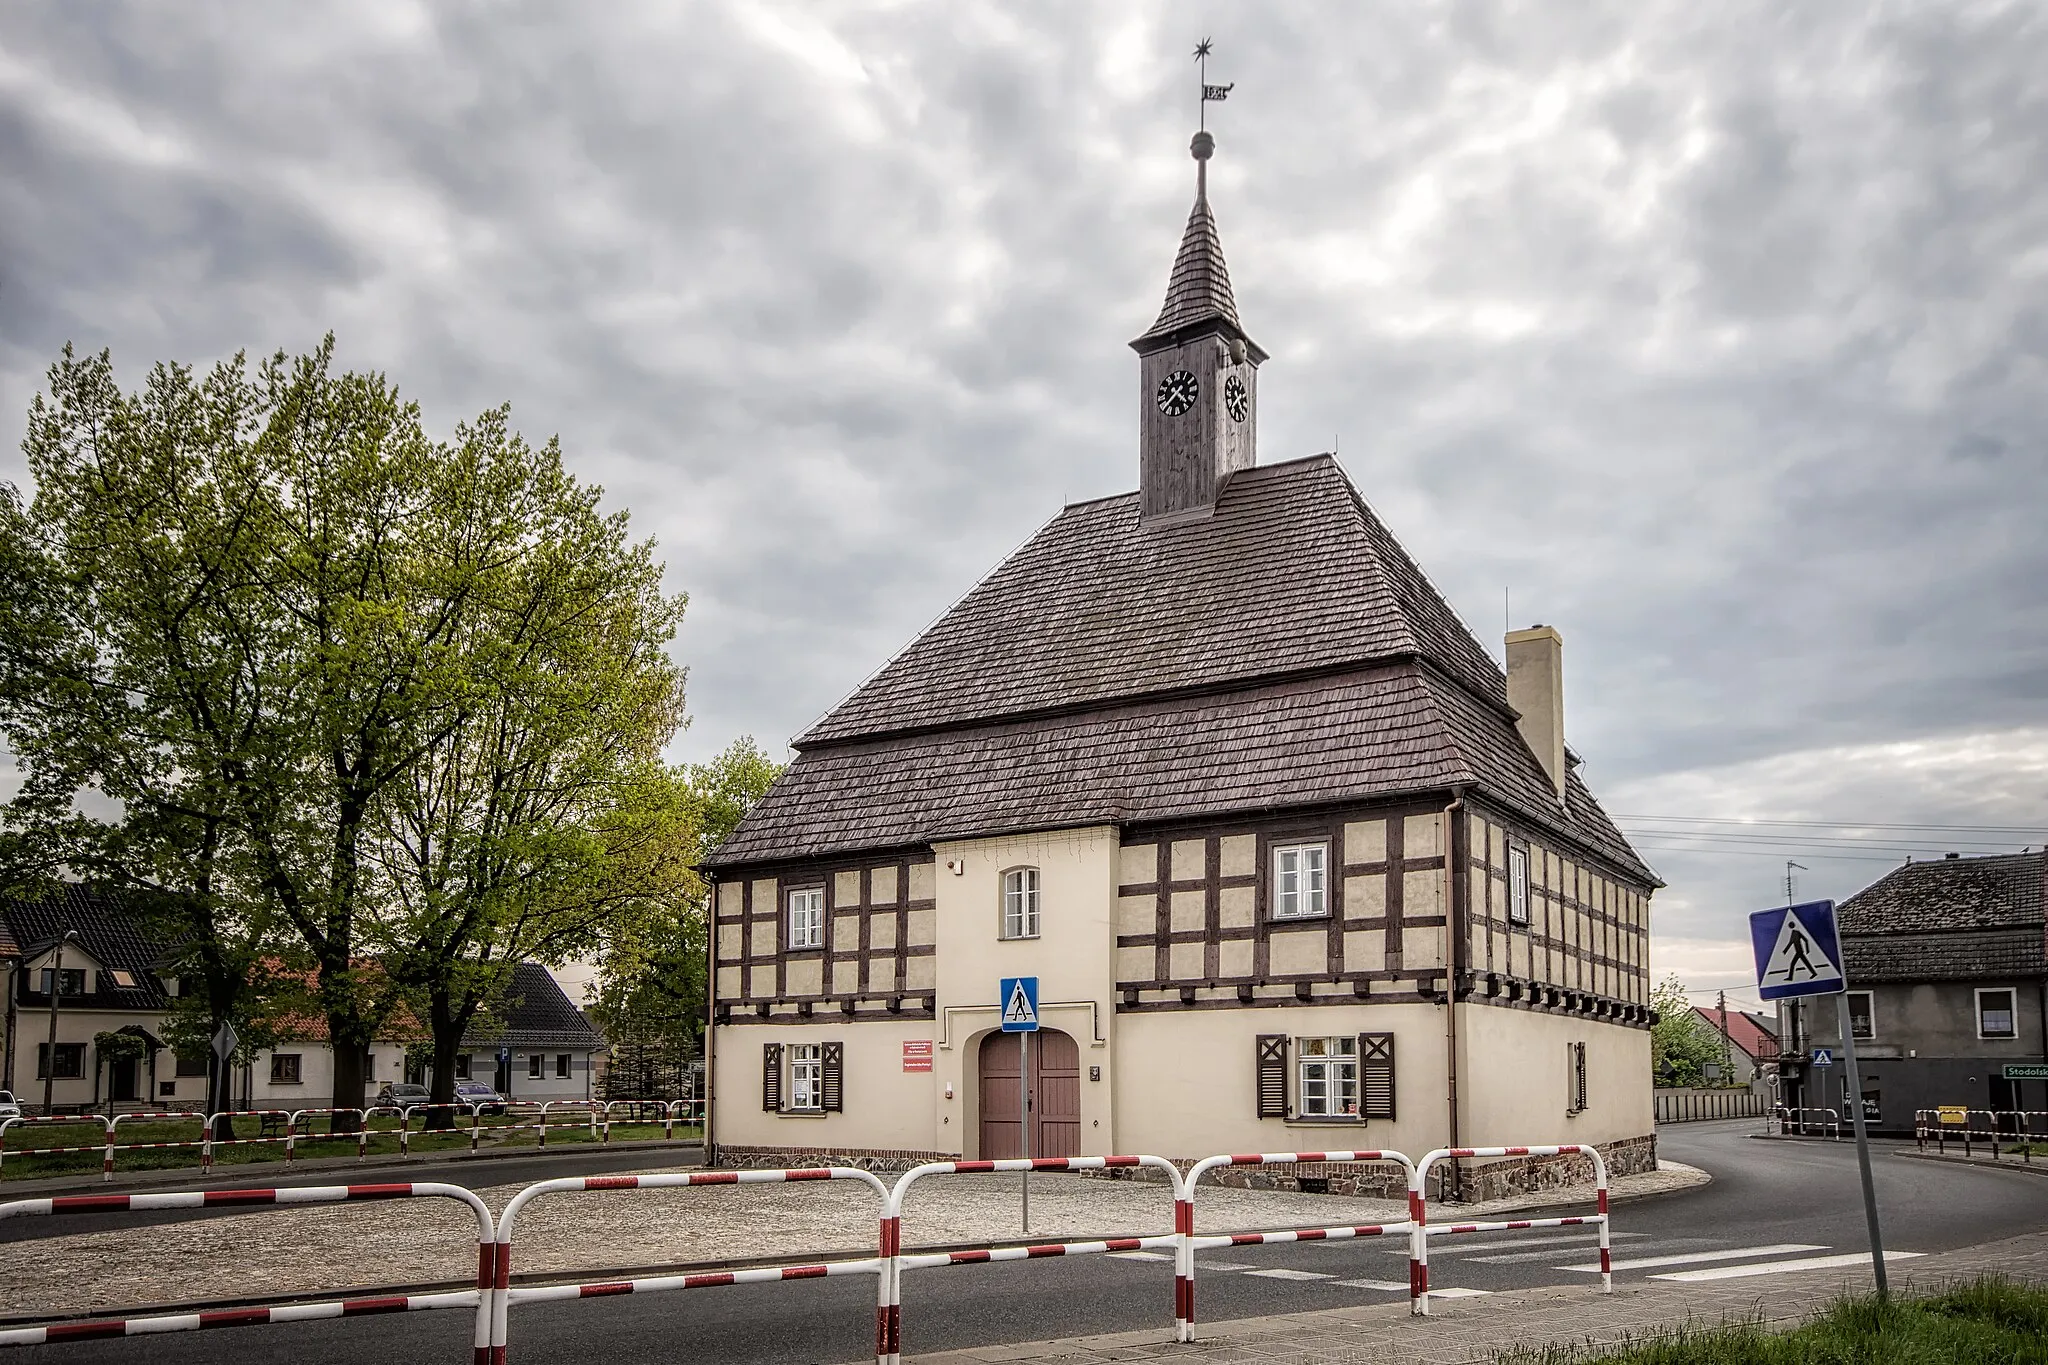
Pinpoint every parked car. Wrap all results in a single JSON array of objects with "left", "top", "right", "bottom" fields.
[
  {"left": 0, "top": 1091, "right": 20, "bottom": 1121},
  {"left": 454, "top": 1081, "right": 505, "bottom": 1115},
  {"left": 375, "top": 1082, "right": 430, "bottom": 1111}
]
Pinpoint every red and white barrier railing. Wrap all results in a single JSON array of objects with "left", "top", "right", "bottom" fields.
[
  {"left": 105, "top": 1111, "right": 209, "bottom": 1180},
  {"left": 1409, "top": 1145, "right": 1609, "bottom": 1316},
  {"left": 1177, "top": 1150, "right": 1415, "bottom": 1342},
  {"left": 491, "top": 1166, "right": 890, "bottom": 1363},
  {"left": 194, "top": 1110, "right": 296, "bottom": 1168},
  {"left": 877, "top": 1155, "right": 1185, "bottom": 1364},
  {"left": 1771, "top": 1105, "right": 1841, "bottom": 1140},
  {"left": 1915, "top": 1108, "right": 2048, "bottom": 1159},
  {"left": 0, "top": 1116, "right": 114, "bottom": 1176},
  {"left": 397, "top": 1102, "right": 486, "bottom": 1153},
  {"left": 0, "top": 1182, "right": 497, "bottom": 1361}
]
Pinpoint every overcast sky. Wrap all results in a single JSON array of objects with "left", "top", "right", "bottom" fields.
[{"left": 5, "top": 2, "right": 2044, "bottom": 1011}]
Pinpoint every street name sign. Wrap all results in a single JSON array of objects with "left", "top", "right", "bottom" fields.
[
  {"left": 1000, "top": 977, "right": 1040, "bottom": 1033},
  {"left": 1750, "top": 900, "right": 1846, "bottom": 1001},
  {"left": 2004, "top": 1064, "right": 2048, "bottom": 1081}
]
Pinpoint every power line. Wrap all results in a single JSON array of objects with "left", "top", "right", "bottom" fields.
[
  {"left": 1617, "top": 828, "right": 2026, "bottom": 850},
  {"left": 1614, "top": 814, "right": 2046, "bottom": 835},
  {"left": 1629, "top": 844, "right": 1917, "bottom": 864}
]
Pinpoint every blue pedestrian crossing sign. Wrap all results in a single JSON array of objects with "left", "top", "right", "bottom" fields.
[
  {"left": 1750, "top": 900, "right": 1846, "bottom": 1001},
  {"left": 999, "top": 976, "right": 1040, "bottom": 1032},
  {"left": 1811, "top": 1048, "right": 1834, "bottom": 1068}
]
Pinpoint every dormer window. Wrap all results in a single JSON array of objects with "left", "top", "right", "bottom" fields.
[
  {"left": 39, "top": 968, "right": 86, "bottom": 997},
  {"left": 1001, "top": 868, "right": 1041, "bottom": 939},
  {"left": 1272, "top": 842, "right": 1328, "bottom": 919}
]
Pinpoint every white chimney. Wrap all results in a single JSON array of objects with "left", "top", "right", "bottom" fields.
[{"left": 1506, "top": 625, "right": 1567, "bottom": 800}]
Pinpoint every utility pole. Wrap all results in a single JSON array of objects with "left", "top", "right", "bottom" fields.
[
  {"left": 1716, "top": 989, "right": 1734, "bottom": 1082},
  {"left": 41, "top": 928, "right": 79, "bottom": 1114}
]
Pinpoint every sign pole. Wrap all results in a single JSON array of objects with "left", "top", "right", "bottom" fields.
[
  {"left": 1020, "top": 1028, "right": 1031, "bottom": 1233},
  {"left": 1835, "top": 992, "right": 1888, "bottom": 1298}
]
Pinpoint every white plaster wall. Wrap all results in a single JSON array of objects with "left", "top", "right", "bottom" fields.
[
  {"left": 715, "top": 1017, "right": 945, "bottom": 1153},
  {"left": 1114, "top": 1003, "right": 1448, "bottom": 1160},
  {"left": 1458, "top": 1005, "right": 1652, "bottom": 1149}
]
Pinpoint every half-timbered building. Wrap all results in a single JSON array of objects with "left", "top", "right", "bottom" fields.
[{"left": 702, "top": 130, "right": 1662, "bottom": 1196}]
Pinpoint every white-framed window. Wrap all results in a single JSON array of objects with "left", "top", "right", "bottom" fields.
[
  {"left": 1847, "top": 991, "right": 1875, "bottom": 1040},
  {"left": 1272, "top": 842, "right": 1328, "bottom": 919},
  {"left": 556, "top": 1054, "right": 572, "bottom": 1078},
  {"left": 270, "top": 1053, "right": 303, "bottom": 1085},
  {"left": 787, "top": 888, "right": 825, "bottom": 950},
  {"left": 1001, "top": 867, "right": 1041, "bottom": 939},
  {"left": 527, "top": 1053, "right": 544, "bottom": 1078},
  {"left": 455, "top": 1054, "right": 472, "bottom": 1080},
  {"left": 1296, "top": 1036, "right": 1359, "bottom": 1117},
  {"left": 1977, "top": 988, "right": 2017, "bottom": 1040},
  {"left": 1508, "top": 845, "right": 1530, "bottom": 926},
  {"left": 788, "top": 1042, "right": 823, "bottom": 1111}
]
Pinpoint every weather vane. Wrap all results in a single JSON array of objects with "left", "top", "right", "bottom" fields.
[{"left": 1194, "top": 38, "right": 1232, "bottom": 130}]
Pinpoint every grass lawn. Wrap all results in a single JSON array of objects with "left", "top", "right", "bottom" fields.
[
  {"left": 1500, "top": 1279, "right": 2048, "bottom": 1364},
  {"left": 1, "top": 1115, "right": 703, "bottom": 1181}
]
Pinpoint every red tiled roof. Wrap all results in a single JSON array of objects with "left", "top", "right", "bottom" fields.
[{"left": 1693, "top": 1005, "right": 1779, "bottom": 1061}]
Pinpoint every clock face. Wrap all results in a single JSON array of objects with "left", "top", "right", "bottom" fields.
[
  {"left": 1225, "top": 375, "right": 1250, "bottom": 423},
  {"left": 1155, "top": 370, "right": 1199, "bottom": 416}
]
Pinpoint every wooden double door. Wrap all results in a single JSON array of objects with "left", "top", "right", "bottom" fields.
[{"left": 977, "top": 1028, "right": 1079, "bottom": 1159}]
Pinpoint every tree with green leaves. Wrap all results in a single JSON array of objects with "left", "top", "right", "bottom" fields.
[
  {"left": 1650, "top": 974, "right": 1721, "bottom": 1088},
  {"left": 587, "top": 736, "right": 782, "bottom": 1084},
  {"left": 366, "top": 416, "right": 693, "bottom": 1110},
  {"left": 2, "top": 339, "right": 691, "bottom": 1120}
]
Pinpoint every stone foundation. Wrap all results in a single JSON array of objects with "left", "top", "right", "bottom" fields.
[
  {"left": 1080, "top": 1133, "right": 1657, "bottom": 1202},
  {"left": 714, "top": 1143, "right": 957, "bottom": 1173}
]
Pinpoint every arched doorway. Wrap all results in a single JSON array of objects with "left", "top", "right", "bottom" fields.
[{"left": 977, "top": 1028, "right": 1079, "bottom": 1159}]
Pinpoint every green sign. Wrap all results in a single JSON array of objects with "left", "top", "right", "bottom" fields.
[{"left": 2004, "top": 1063, "right": 2048, "bottom": 1081}]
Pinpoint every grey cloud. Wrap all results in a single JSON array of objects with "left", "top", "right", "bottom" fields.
[{"left": 3, "top": 1, "right": 2045, "bottom": 981}]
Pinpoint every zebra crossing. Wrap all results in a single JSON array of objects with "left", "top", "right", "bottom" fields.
[{"left": 1111, "top": 1231, "right": 1921, "bottom": 1297}]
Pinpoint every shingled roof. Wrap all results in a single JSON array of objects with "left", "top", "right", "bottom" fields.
[
  {"left": 1837, "top": 850, "right": 2046, "bottom": 984},
  {"left": 1130, "top": 184, "right": 1247, "bottom": 351},
  {"left": 800, "top": 458, "right": 1508, "bottom": 746},
  {"left": 715, "top": 457, "right": 1651, "bottom": 882},
  {"left": 466, "top": 963, "right": 604, "bottom": 1050},
  {"left": 1, "top": 885, "right": 174, "bottom": 1011}
]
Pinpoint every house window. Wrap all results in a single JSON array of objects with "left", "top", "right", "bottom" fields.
[
  {"left": 1001, "top": 867, "right": 1041, "bottom": 939},
  {"left": 528, "top": 1053, "right": 544, "bottom": 1079},
  {"left": 1978, "top": 989, "right": 2017, "bottom": 1040},
  {"left": 788, "top": 1043, "right": 823, "bottom": 1111},
  {"left": 1508, "top": 846, "right": 1530, "bottom": 926},
  {"left": 38, "top": 968, "right": 86, "bottom": 997},
  {"left": 1272, "top": 843, "right": 1328, "bottom": 919},
  {"left": 454, "top": 1054, "right": 472, "bottom": 1080},
  {"left": 1296, "top": 1037, "right": 1359, "bottom": 1117},
  {"left": 1567, "top": 1041, "right": 1588, "bottom": 1114},
  {"left": 1847, "top": 991, "right": 1874, "bottom": 1040},
  {"left": 270, "top": 1054, "right": 303, "bottom": 1085},
  {"left": 108, "top": 969, "right": 139, "bottom": 988},
  {"left": 175, "top": 1051, "right": 210, "bottom": 1077},
  {"left": 556, "top": 1054, "right": 572, "bottom": 1078},
  {"left": 36, "top": 1043, "right": 85, "bottom": 1079},
  {"left": 787, "top": 888, "right": 825, "bottom": 950}
]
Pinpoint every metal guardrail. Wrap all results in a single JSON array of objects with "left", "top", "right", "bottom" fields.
[
  {"left": 1914, "top": 1109, "right": 2048, "bottom": 1160},
  {"left": 1768, "top": 1105, "right": 1840, "bottom": 1140},
  {"left": 1654, "top": 1088, "right": 1770, "bottom": 1123}
]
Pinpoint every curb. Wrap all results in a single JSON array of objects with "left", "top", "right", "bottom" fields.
[
  {"left": 1895, "top": 1149, "right": 2048, "bottom": 1177},
  {"left": 0, "top": 1138, "right": 706, "bottom": 1198}
]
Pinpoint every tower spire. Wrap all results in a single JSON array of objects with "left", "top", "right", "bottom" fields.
[{"left": 1130, "top": 59, "right": 1265, "bottom": 525}]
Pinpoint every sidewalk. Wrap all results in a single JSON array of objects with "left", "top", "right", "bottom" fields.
[{"left": 907, "top": 1228, "right": 2048, "bottom": 1364}]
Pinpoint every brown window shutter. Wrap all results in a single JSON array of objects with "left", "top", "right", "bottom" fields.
[
  {"left": 1572, "top": 1041, "right": 1588, "bottom": 1113},
  {"left": 821, "top": 1041, "right": 844, "bottom": 1113},
  {"left": 1359, "top": 1032, "right": 1396, "bottom": 1120},
  {"left": 1255, "top": 1034, "right": 1289, "bottom": 1118},
  {"left": 762, "top": 1042, "right": 783, "bottom": 1112}
]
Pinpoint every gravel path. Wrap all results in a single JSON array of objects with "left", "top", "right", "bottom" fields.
[{"left": 1, "top": 1162, "right": 1704, "bottom": 1316}]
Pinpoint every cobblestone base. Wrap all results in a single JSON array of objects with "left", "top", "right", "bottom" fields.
[
  {"left": 714, "top": 1143, "right": 957, "bottom": 1172},
  {"left": 1081, "top": 1134, "right": 1657, "bottom": 1201}
]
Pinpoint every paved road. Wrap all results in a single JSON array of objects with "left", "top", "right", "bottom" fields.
[{"left": 13, "top": 1120, "right": 2048, "bottom": 1363}]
